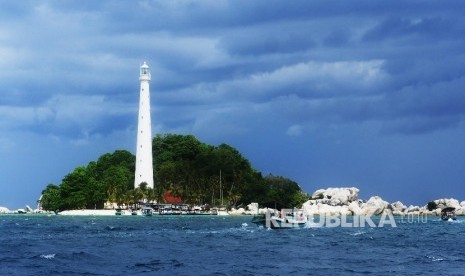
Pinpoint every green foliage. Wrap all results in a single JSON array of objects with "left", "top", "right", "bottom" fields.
[
  {"left": 153, "top": 134, "right": 259, "bottom": 206},
  {"left": 41, "top": 134, "right": 305, "bottom": 211},
  {"left": 40, "top": 150, "right": 135, "bottom": 211},
  {"left": 257, "top": 174, "right": 304, "bottom": 209},
  {"left": 40, "top": 184, "right": 62, "bottom": 212},
  {"left": 427, "top": 201, "right": 438, "bottom": 211},
  {"left": 290, "top": 191, "right": 310, "bottom": 209}
]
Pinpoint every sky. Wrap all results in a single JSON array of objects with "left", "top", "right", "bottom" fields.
[{"left": 1, "top": 1, "right": 465, "bottom": 209}]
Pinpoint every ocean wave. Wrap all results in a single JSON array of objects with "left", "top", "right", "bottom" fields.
[
  {"left": 350, "top": 230, "right": 367, "bottom": 236},
  {"left": 40, "top": 254, "right": 56, "bottom": 260},
  {"left": 3, "top": 215, "right": 465, "bottom": 275},
  {"left": 132, "top": 259, "right": 184, "bottom": 272},
  {"left": 103, "top": 225, "right": 138, "bottom": 231},
  {"left": 426, "top": 255, "right": 445, "bottom": 262}
]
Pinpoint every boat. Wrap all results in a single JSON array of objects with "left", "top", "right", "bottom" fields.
[
  {"left": 252, "top": 209, "right": 308, "bottom": 229},
  {"left": 441, "top": 207, "right": 457, "bottom": 221},
  {"left": 268, "top": 215, "right": 308, "bottom": 229},
  {"left": 115, "top": 208, "right": 132, "bottom": 216},
  {"left": 141, "top": 206, "right": 154, "bottom": 217},
  {"left": 251, "top": 214, "right": 266, "bottom": 225}
]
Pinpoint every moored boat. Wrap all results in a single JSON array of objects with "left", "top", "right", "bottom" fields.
[
  {"left": 441, "top": 207, "right": 457, "bottom": 221},
  {"left": 141, "top": 206, "right": 154, "bottom": 216}
]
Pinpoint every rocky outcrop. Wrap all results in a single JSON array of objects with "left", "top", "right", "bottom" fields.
[
  {"left": 348, "top": 201, "right": 364, "bottom": 215},
  {"left": 434, "top": 198, "right": 461, "bottom": 210},
  {"left": 361, "top": 196, "right": 389, "bottom": 215},
  {"left": 247, "top": 203, "right": 259, "bottom": 214},
  {"left": 302, "top": 203, "right": 351, "bottom": 216},
  {"left": 312, "top": 187, "right": 359, "bottom": 206},
  {"left": 429, "top": 198, "right": 464, "bottom": 216},
  {"left": 0, "top": 206, "right": 11, "bottom": 213},
  {"left": 304, "top": 187, "right": 383, "bottom": 216},
  {"left": 304, "top": 187, "right": 360, "bottom": 215},
  {"left": 229, "top": 207, "right": 246, "bottom": 215},
  {"left": 302, "top": 187, "right": 465, "bottom": 216},
  {"left": 389, "top": 201, "right": 406, "bottom": 216}
]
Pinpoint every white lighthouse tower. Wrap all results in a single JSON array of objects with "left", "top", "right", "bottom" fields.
[{"left": 134, "top": 62, "right": 154, "bottom": 189}]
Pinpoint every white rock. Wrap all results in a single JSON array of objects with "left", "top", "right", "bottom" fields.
[
  {"left": 339, "top": 205, "right": 352, "bottom": 216},
  {"left": 302, "top": 203, "right": 320, "bottom": 215},
  {"left": 392, "top": 210, "right": 404, "bottom": 216},
  {"left": 449, "top": 199, "right": 461, "bottom": 209},
  {"left": 419, "top": 207, "right": 428, "bottom": 214},
  {"left": 434, "top": 198, "right": 461, "bottom": 209},
  {"left": 257, "top": 208, "right": 270, "bottom": 215},
  {"left": 0, "top": 206, "right": 11, "bottom": 213},
  {"left": 317, "top": 204, "right": 340, "bottom": 215},
  {"left": 311, "top": 189, "right": 327, "bottom": 199},
  {"left": 229, "top": 207, "right": 245, "bottom": 215},
  {"left": 362, "top": 196, "right": 388, "bottom": 215},
  {"left": 330, "top": 187, "right": 359, "bottom": 204},
  {"left": 455, "top": 208, "right": 465, "bottom": 216},
  {"left": 390, "top": 201, "right": 406, "bottom": 212},
  {"left": 306, "top": 200, "right": 317, "bottom": 205},
  {"left": 406, "top": 205, "right": 419, "bottom": 212},
  {"left": 247, "top": 203, "right": 259, "bottom": 214},
  {"left": 348, "top": 201, "right": 363, "bottom": 215},
  {"left": 311, "top": 187, "right": 359, "bottom": 206}
]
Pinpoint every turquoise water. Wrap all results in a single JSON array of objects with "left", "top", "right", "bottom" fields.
[{"left": 1, "top": 215, "right": 464, "bottom": 275}]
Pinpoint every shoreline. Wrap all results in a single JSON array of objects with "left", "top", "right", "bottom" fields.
[
  {"left": 0, "top": 211, "right": 460, "bottom": 218},
  {"left": 2, "top": 187, "right": 464, "bottom": 217}
]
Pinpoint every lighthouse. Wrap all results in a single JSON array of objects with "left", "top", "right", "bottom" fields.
[{"left": 134, "top": 62, "right": 154, "bottom": 189}]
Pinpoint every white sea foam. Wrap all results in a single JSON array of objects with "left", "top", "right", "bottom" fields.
[
  {"left": 303, "top": 222, "right": 322, "bottom": 228},
  {"left": 426, "top": 255, "right": 445, "bottom": 262},
  {"left": 40, "top": 254, "right": 56, "bottom": 260},
  {"left": 350, "top": 230, "right": 366, "bottom": 236}
]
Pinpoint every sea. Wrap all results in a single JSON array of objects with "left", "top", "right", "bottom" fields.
[{"left": 1, "top": 214, "right": 465, "bottom": 275}]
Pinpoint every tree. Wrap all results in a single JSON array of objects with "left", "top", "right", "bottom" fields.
[
  {"left": 41, "top": 184, "right": 62, "bottom": 212},
  {"left": 102, "top": 166, "right": 132, "bottom": 205},
  {"left": 427, "top": 201, "right": 438, "bottom": 211},
  {"left": 42, "top": 133, "right": 305, "bottom": 211},
  {"left": 261, "top": 174, "right": 303, "bottom": 209},
  {"left": 60, "top": 166, "right": 91, "bottom": 210}
]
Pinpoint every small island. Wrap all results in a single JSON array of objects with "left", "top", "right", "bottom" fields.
[
  {"left": 1, "top": 134, "right": 463, "bottom": 217},
  {"left": 35, "top": 134, "right": 307, "bottom": 215}
]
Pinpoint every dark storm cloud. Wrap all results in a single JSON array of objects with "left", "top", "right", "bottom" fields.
[
  {"left": 363, "top": 17, "right": 463, "bottom": 42},
  {"left": 218, "top": 24, "right": 317, "bottom": 56},
  {"left": 2, "top": 0, "right": 465, "bottom": 139},
  {"left": 323, "top": 29, "right": 351, "bottom": 47},
  {"left": 3, "top": 0, "right": 465, "bottom": 207}
]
